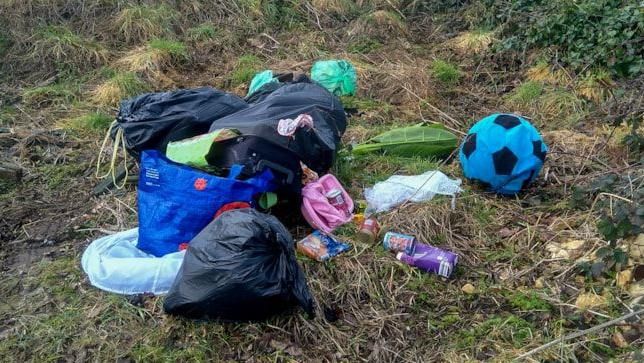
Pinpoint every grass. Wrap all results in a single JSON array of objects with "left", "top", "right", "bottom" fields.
[
  {"left": 347, "top": 36, "right": 383, "bottom": 54},
  {"left": 118, "top": 39, "right": 188, "bottom": 75},
  {"left": 23, "top": 81, "right": 81, "bottom": 106},
  {"left": 0, "top": 105, "right": 17, "bottom": 126},
  {"left": 186, "top": 23, "right": 218, "bottom": 42},
  {"left": 458, "top": 315, "right": 535, "bottom": 350},
  {"left": 506, "top": 81, "right": 544, "bottom": 105},
  {"left": 230, "top": 54, "right": 262, "bottom": 86},
  {"left": 351, "top": 10, "right": 406, "bottom": 39},
  {"left": 92, "top": 71, "right": 148, "bottom": 106},
  {"left": 430, "top": 60, "right": 461, "bottom": 85},
  {"left": 38, "top": 163, "right": 87, "bottom": 189},
  {"left": 450, "top": 30, "right": 494, "bottom": 54},
  {"left": 526, "top": 61, "right": 569, "bottom": 86},
  {"left": 576, "top": 69, "right": 615, "bottom": 103},
  {"left": 67, "top": 112, "right": 113, "bottom": 131},
  {"left": 114, "top": 4, "right": 177, "bottom": 43},
  {"left": 0, "top": 32, "right": 10, "bottom": 57},
  {"left": 30, "top": 25, "right": 107, "bottom": 69}
]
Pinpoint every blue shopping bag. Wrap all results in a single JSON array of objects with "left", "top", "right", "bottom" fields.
[{"left": 137, "top": 150, "right": 275, "bottom": 256}]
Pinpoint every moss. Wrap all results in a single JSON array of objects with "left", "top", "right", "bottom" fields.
[{"left": 508, "top": 291, "right": 552, "bottom": 311}]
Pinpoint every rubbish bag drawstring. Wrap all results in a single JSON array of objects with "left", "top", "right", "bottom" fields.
[{"left": 95, "top": 121, "right": 128, "bottom": 189}]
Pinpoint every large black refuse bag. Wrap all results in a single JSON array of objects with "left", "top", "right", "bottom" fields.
[
  {"left": 113, "top": 87, "right": 247, "bottom": 156},
  {"left": 209, "top": 82, "right": 347, "bottom": 174},
  {"left": 163, "top": 209, "right": 315, "bottom": 321}
]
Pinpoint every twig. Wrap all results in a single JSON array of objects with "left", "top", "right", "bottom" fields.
[{"left": 515, "top": 308, "right": 644, "bottom": 360}]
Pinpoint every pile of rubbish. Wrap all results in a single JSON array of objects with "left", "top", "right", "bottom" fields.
[{"left": 82, "top": 59, "right": 548, "bottom": 322}]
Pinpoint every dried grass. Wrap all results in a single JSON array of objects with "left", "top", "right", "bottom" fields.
[
  {"left": 116, "top": 39, "right": 188, "bottom": 80},
  {"left": 449, "top": 30, "right": 494, "bottom": 54},
  {"left": 348, "top": 10, "right": 407, "bottom": 40},
  {"left": 576, "top": 70, "right": 615, "bottom": 103},
  {"left": 526, "top": 62, "right": 569, "bottom": 86}
]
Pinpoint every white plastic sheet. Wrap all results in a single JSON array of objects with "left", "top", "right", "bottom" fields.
[
  {"left": 81, "top": 228, "right": 185, "bottom": 295},
  {"left": 364, "top": 171, "right": 462, "bottom": 214}
]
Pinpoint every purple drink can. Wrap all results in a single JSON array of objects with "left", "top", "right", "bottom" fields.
[
  {"left": 396, "top": 242, "right": 458, "bottom": 278},
  {"left": 382, "top": 232, "right": 416, "bottom": 255}
]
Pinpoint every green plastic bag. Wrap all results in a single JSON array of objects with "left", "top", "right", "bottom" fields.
[
  {"left": 247, "top": 70, "right": 278, "bottom": 97},
  {"left": 166, "top": 129, "right": 240, "bottom": 168},
  {"left": 311, "top": 60, "right": 357, "bottom": 96}
]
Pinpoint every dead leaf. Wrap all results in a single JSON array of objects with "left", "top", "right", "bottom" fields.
[
  {"left": 617, "top": 269, "right": 633, "bottom": 288},
  {"left": 575, "top": 292, "right": 607, "bottom": 309},
  {"left": 535, "top": 277, "right": 544, "bottom": 289},
  {"left": 546, "top": 239, "right": 586, "bottom": 260},
  {"left": 612, "top": 331, "right": 628, "bottom": 348},
  {"left": 461, "top": 283, "right": 476, "bottom": 294},
  {"left": 627, "top": 234, "right": 644, "bottom": 262},
  {"left": 628, "top": 280, "right": 644, "bottom": 297},
  {"left": 546, "top": 243, "right": 570, "bottom": 259}
]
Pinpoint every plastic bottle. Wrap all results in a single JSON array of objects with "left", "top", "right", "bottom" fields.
[{"left": 396, "top": 242, "right": 458, "bottom": 278}]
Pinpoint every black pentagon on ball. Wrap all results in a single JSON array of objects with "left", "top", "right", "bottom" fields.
[
  {"left": 532, "top": 140, "right": 546, "bottom": 162},
  {"left": 462, "top": 133, "right": 477, "bottom": 158},
  {"left": 493, "top": 114, "right": 521, "bottom": 129},
  {"left": 492, "top": 147, "right": 518, "bottom": 175}
]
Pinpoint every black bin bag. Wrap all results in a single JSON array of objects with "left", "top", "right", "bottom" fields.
[
  {"left": 209, "top": 82, "right": 347, "bottom": 175},
  {"left": 163, "top": 209, "right": 315, "bottom": 321},
  {"left": 113, "top": 87, "right": 247, "bottom": 156}
]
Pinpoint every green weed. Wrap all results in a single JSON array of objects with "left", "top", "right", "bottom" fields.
[
  {"left": 230, "top": 55, "right": 262, "bottom": 86},
  {"left": 507, "top": 81, "right": 543, "bottom": 105},
  {"left": 68, "top": 112, "right": 113, "bottom": 131},
  {"left": 148, "top": 39, "right": 188, "bottom": 58},
  {"left": 115, "top": 4, "right": 177, "bottom": 43},
  {"left": 186, "top": 23, "right": 218, "bottom": 41},
  {"left": 458, "top": 315, "right": 534, "bottom": 349},
  {"left": 431, "top": 60, "right": 461, "bottom": 85},
  {"left": 508, "top": 291, "right": 552, "bottom": 311}
]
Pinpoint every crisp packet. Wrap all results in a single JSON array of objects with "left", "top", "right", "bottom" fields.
[{"left": 297, "top": 231, "right": 351, "bottom": 262}]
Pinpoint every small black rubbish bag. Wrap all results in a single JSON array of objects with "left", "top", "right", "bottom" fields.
[
  {"left": 163, "top": 208, "right": 315, "bottom": 321},
  {"left": 210, "top": 82, "right": 347, "bottom": 175},
  {"left": 113, "top": 87, "right": 247, "bottom": 156}
]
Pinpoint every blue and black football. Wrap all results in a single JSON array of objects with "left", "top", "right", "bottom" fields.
[{"left": 459, "top": 113, "right": 548, "bottom": 195}]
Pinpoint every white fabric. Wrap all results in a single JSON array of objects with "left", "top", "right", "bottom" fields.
[
  {"left": 364, "top": 171, "right": 462, "bottom": 214},
  {"left": 81, "top": 228, "right": 185, "bottom": 295},
  {"left": 277, "top": 114, "right": 314, "bottom": 136}
]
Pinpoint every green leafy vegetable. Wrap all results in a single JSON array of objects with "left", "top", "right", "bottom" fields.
[{"left": 352, "top": 124, "right": 458, "bottom": 158}]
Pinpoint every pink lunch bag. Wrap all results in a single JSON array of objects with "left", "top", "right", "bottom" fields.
[{"left": 301, "top": 174, "right": 354, "bottom": 234}]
